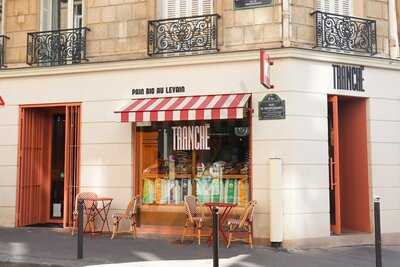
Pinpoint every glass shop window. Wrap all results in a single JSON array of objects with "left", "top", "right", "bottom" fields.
[{"left": 136, "top": 120, "right": 250, "bottom": 206}]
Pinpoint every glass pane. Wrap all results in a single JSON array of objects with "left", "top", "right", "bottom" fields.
[
  {"left": 59, "top": 0, "right": 68, "bottom": 29},
  {"left": 73, "top": 0, "right": 83, "bottom": 28},
  {"left": 137, "top": 120, "right": 250, "bottom": 206}
]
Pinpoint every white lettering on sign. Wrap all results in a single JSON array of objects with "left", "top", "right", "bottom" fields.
[{"left": 172, "top": 124, "right": 210, "bottom": 151}]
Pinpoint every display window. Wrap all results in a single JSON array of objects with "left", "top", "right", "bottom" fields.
[{"left": 135, "top": 119, "right": 250, "bottom": 206}]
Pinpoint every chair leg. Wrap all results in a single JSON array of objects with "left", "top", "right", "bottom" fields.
[
  {"left": 249, "top": 231, "right": 253, "bottom": 248},
  {"left": 71, "top": 220, "right": 76, "bottom": 236},
  {"left": 133, "top": 223, "right": 137, "bottom": 239},
  {"left": 180, "top": 221, "right": 188, "bottom": 243},
  {"left": 227, "top": 232, "right": 232, "bottom": 248},
  {"left": 131, "top": 218, "right": 137, "bottom": 239},
  {"left": 197, "top": 228, "right": 201, "bottom": 245},
  {"left": 111, "top": 218, "right": 119, "bottom": 240}
]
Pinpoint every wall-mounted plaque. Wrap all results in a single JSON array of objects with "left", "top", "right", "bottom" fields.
[
  {"left": 234, "top": 0, "right": 273, "bottom": 9},
  {"left": 258, "top": 94, "right": 285, "bottom": 120}
]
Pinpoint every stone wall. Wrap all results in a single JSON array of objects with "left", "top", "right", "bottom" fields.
[
  {"left": 1, "top": 0, "right": 394, "bottom": 66},
  {"left": 218, "top": 0, "right": 283, "bottom": 51},
  {"left": 86, "top": 0, "right": 155, "bottom": 62},
  {"left": 4, "top": 0, "right": 38, "bottom": 65}
]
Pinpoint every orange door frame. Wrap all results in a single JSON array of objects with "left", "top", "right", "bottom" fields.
[
  {"left": 16, "top": 103, "right": 81, "bottom": 228},
  {"left": 328, "top": 95, "right": 342, "bottom": 234}
]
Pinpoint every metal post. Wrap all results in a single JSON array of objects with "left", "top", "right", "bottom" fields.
[
  {"left": 77, "top": 199, "right": 84, "bottom": 259},
  {"left": 212, "top": 207, "right": 219, "bottom": 267},
  {"left": 374, "top": 197, "right": 382, "bottom": 267}
]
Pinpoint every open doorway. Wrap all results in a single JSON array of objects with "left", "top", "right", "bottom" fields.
[
  {"left": 328, "top": 95, "right": 370, "bottom": 235},
  {"left": 16, "top": 104, "right": 81, "bottom": 228}
]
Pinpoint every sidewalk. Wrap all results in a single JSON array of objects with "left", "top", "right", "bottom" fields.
[{"left": 0, "top": 227, "right": 399, "bottom": 267}]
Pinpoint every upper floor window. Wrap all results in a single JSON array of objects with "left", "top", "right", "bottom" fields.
[
  {"left": 316, "top": 0, "right": 353, "bottom": 16},
  {"left": 397, "top": 0, "right": 400, "bottom": 43},
  {"left": 40, "top": 0, "right": 83, "bottom": 31},
  {"left": 158, "top": 0, "right": 214, "bottom": 19},
  {"left": 0, "top": 0, "right": 3, "bottom": 34}
]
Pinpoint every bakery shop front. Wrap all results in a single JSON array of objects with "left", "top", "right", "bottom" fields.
[{"left": 115, "top": 93, "right": 252, "bottom": 229}]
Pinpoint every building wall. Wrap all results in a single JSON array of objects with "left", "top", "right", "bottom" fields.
[
  {"left": 0, "top": 49, "right": 399, "bottom": 241},
  {"left": 290, "top": 0, "right": 390, "bottom": 56},
  {"left": 4, "top": 0, "right": 38, "bottom": 65},
  {"left": 1, "top": 0, "right": 393, "bottom": 67}
]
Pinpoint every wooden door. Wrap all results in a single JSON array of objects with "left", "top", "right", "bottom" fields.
[
  {"left": 328, "top": 96, "right": 341, "bottom": 234},
  {"left": 135, "top": 130, "right": 159, "bottom": 195},
  {"left": 63, "top": 105, "right": 81, "bottom": 227},
  {"left": 16, "top": 108, "right": 52, "bottom": 226}
]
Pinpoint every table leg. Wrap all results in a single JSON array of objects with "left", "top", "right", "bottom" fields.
[
  {"left": 219, "top": 207, "right": 233, "bottom": 244},
  {"left": 97, "top": 200, "right": 112, "bottom": 233}
]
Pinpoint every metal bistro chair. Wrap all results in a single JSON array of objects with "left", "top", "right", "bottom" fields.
[
  {"left": 111, "top": 195, "right": 141, "bottom": 239},
  {"left": 226, "top": 200, "right": 257, "bottom": 248},
  {"left": 71, "top": 191, "right": 98, "bottom": 236},
  {"left": 181, "top": 195, "right": 208, "bottom": 245}
]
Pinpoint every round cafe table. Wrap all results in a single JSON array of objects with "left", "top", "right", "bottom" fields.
[{"left": 204, "top": 202, "right": 237, "bottom": 245}]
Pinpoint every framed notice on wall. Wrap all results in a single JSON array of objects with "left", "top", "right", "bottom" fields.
[{"left": 234, "top": 0, "right": 273, "bottom": 9}]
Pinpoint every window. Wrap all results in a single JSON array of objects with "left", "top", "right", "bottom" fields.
[
  {"left": 316, "top": 0, "right": 352, "bottom": 16},
  {"left": 158, "top": 0, "right": 214, "bottom": 19},
  {"left": 0, "top": 0, "right": 3, "bottom": 34},
  {"left": 136, "top": 120, "right": 250, "bottom": 206},
  {"left": 397, "top": 0, "right": 400, "bottom": 44},
  {"left": 41, "top": 0, "right": 83, "bottom": 31}
]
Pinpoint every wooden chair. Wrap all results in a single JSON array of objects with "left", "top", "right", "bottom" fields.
[
  {"left": 226, "top": 200, "right": 257, "bottom": 248},
  {"left": 111, "top": 195, "right": 141, "bottom": 239},
  {"left": 181, "top": 195, "right": 207, "bottom": 245},
  {"left": 71, "top": 191, "right": 98, "bottom": 236}
]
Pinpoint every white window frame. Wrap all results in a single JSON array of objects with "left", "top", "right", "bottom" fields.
[
  {"left": 40, "top": 0, "right": 84, "bottom": 31},
  {"left": 0, "top": 0, "right": 5, "bottom": 34}
]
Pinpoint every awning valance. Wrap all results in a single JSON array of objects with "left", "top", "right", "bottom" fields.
[{"left": 115, "top": 93, "right": 251, "bottom": 123}]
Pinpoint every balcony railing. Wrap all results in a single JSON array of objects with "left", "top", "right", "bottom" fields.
[
  {"left": 313, "top": 11, "right": 377, "bottom": 55},
  {"left": 0, "top": 35, "right": 9, "bottom": 69},
  {"left": 148, "top": 14, "right": 220, "bottom": 56},
  {"left": 27, "top": 27, "right": 89, "bottom": 66}
]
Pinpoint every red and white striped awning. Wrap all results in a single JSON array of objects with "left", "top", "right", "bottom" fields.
[{"left": 115, "top": 93, "right": 251, "bottom": 123}]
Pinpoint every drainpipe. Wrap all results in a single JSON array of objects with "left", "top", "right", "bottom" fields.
[
  {"left": 388, "top": 0, "right": 399, "bottom": 58},
  {"left": 282, "top": 0, "right": 290, "bottom": 47}
]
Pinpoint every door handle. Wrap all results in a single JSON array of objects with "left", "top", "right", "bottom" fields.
[{"left": 329, "top": 158, "right": 336, "bottom": 191}]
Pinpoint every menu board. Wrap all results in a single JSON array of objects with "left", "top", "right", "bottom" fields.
[{"left": 234, "top": 0, "right": 273, "bottom": 9}]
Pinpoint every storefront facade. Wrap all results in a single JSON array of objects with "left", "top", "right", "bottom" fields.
[{"left": 0, "top": 48, "right": 399, "bottom": 246}]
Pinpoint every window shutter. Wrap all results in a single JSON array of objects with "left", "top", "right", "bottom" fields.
[
  {"left": 160, "top": 0, "right": 214, "bottom": 19},
  {"left": 41, "top": 0, "right": 52, "bottom": 31},
  {"left": 316, "top": 0, "right": 352, "bottom": 15}
]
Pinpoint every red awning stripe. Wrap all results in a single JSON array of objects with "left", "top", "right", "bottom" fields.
[{"left": 116, "top": 93, "right": 251, "bottom": 123}]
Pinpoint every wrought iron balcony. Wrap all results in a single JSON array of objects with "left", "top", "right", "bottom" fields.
[
  {"left": 313, "top": 11, "right": 377, "bottom": 55},
  {"left": 148, "top": 14, "right": 220, "bottom": 56},
  {"left": 0, "top": 35, "right": 9, "bottom": 69},
  {"left": 27, "top": 27, "right": 89, "bottom": 66}
]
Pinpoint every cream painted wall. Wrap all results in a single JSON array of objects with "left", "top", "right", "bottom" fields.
[{"left": 0, "top": 52, "right": 399, "bottom": 241}]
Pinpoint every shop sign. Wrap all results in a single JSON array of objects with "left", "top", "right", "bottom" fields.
[
  {"left": 260, "top": 49, "right": 274, "bottom": 89},
  {"left": 132, "top": 86, "right": 186, "bottom": 96},
  {"left": 172, "top": 124, "right": 210, "bottom": 151},
  {"left": 332, "top": 64, "right": 364, "bottom": 92},
  {"left": 234, "top": 0, "right": 273, "bottom": 9},
  {"left": 0, "top": 96, "right": 4, "bottom": 106},
  {"left": 258, "top": 94, "right": 285, "bottom": 120}
]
